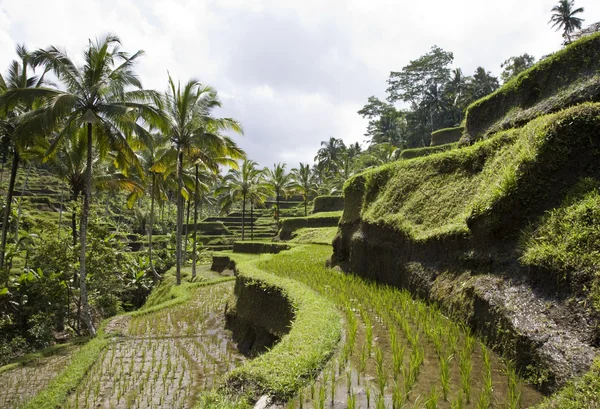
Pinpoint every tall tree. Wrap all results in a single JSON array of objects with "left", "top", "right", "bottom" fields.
[
  {"left": 0, "top": 45, "right": 48, "bottom": 270},
  {"left": 549, "top": 0, "right": 585, "bottom": 43},
  {"left": 291, "top": 163, "right": 317, "bottom": 216},
  {"left": 314, "top": 137, "right": 346, "bottom": 177},
  {"left": 264, "top": 163, "right": 291, "bottom": 222},
  {"left": 500, "top": 54, "right": 536, "bottom": 83},
  {"left": 158, "top": 75, "right": 242, "bottom": 284},
  {"left": 464, "top": 67, "right": 500, "bottom": 104},
  {"left": 217, "top": 159, "right": 263, "bottom": 241},
  {"left": 3, "top": 35, "right": 162, "bottom": 334},
  {"left": 358, "top": 97, "right": 406, "bottom": 146}
]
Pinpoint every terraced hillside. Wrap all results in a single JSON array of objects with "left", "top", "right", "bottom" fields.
[{"left": 333, "top": 33, "right": 600, "bottom": 404}]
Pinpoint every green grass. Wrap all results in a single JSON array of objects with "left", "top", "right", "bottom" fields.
[
  {"left": 537, "top": 359, "right": 600, "bottom": 409},
  {"left": 22, "top": 326, "right": 111, "bottom": 409},
  {"left": 213, "top": 249, "right": 341, "bottom": 405},
  {"left": 311, "top": 196, "right": 344, "bottom": 214},
  {"left": 278, "top": 212, "right": 341, "bottom": 239},
  {"left": 399, "top": 143, "right": 459, "bottom": 160},
  {"left": 430, "top": 126, "right": 464, "bottom": 146},
  {"left": 0, "top": 342, "right": 80, "bottom": 376},
  {"left": 520, "top": 177, "right": 600, "bottom": 308},
  {"left": 463, "top": 32, "right": 600, "bottom": 142},
  {"left": 21, "top": 267, "right": 234, "bottom": 409},
  {"left": 343, "top": 103, "right": 600, "bottom": 241},
  {"left": 289, "top": 227, "right": 338, "bottom": 245}
]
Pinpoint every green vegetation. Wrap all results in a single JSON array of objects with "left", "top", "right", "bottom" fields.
[
  {"left": 289, "top": 227, "right": 338, "bottom": 245},
  {"left": 430, "top": 126, "right": 464, "bottom": 146},
  {"left": 219, "top": 249, "right": 341, "bottom": 404},
  {"left": 538, "top": 358, "right": 600, "bottom": 409},
  {"left": 278, "top": 211, "right": 341, "bottom": 239},
  {"left": 520, "top": 178, "right": 600, "bottom": 307},
  {"left": 344, "top": 103, "right": 600, "bottom": 242},
  {"left": 399, "top": 142, "right": 459, "bottom": 160},
  {"left": 311, "top": 195, "right": 344, "bottom": 213},
  {"left": 463, "top": 32, "right": 600, "bottom": 142},
  {"left": 232, "top": 241, "right": 291, "bottom": 254},
  {"left": 233, "top": 245, "right": 542, "bottom": 408}
]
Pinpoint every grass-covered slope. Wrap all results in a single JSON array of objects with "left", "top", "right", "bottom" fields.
[
  {"left": 343, "top": 103, "right": 600, "bottom": 243},
  {"left": 463, "top": 32, "right": 600, "bottom": 143},
  {"left": 520, "top": 178, "right": 600, "bottom": 309},
  {"left": 214, "top": 250, "right": 341, "bottom": 405}
]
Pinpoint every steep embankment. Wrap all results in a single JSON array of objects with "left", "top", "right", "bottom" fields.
[{"left": 333, "top": 36, "right": 600, "bottom": 399}]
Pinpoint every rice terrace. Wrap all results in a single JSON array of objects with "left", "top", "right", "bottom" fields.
[{"left": 1, "top": 1, "right": 600, "bottom": 408}]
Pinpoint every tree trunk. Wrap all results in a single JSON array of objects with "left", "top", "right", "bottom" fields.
[
  {"left": 14, "top": 163, "right": 31, "bottom": 244},
  {"left": 175, "top": 150, "right": 184, "bottom": 285},
  {"left": 304, "top": 195, "right": 308, "bottom": 217},
  {"left": 0, "top": 150, "right": 19, "bottom": 269},
  {"left": 250, "top": 202, "right": 254, "bottom": 241},
  {"left": 58, "top": 184, "right": 64, "bottom": 240},
  {"left": 79, "top": 122, "right": 95, "bottom": 336},
  {"left": 148, "top": 173, "right": 159, "bottom": 281},
  {"left": 71, "top": 191, "right": 78, "bottom": 247},
  {"left": 242, "top": 194, "right": 246, "bottom": 241},
  {"left": 276, "top": 190, "right": 280, "bottom": 221},
  {"left": 192, "top": 165, "right": 199, "bottom": 279}
]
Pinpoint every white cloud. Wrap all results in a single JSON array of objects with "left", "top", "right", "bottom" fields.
[{"left": 0, "top": 0, "right": 599, "bottom": 166}]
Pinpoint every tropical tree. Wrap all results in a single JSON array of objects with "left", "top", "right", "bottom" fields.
[
  {"left": 247, "top": 173, "right": 272, "bottom": 240},
  {"left": 0, "top": 45, "right": 48, "bottom": 270},
  {"left": 217, "top": 159, "right": 263, "bottom": 241},
  {"left": 1, "top": 35, "right": 162, "bottom": 334},
  {"left": 500, "top": 54, "right": 536, "bottom": 83},
  {"left": 549, "top": 0, "right": 585, "bottom": 43},
  {"left": 158, "top": 75, "right": 242, "bottom": 285},
  {"left": 264, "top": 163, "right": 292, "bottom": 221},
  {"left": 314, "top": 137, "right": 346, "bottom": 177},
  {"left": 291, "top": 163, "right": 317, "bottom": 216}
]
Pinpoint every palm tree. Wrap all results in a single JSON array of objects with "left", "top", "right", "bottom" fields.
[
  {"left": 217, "top": 159, "right": 263, "bottom": 241},
  {"left": 2, "top": 35, "right": 162, "bottom": 335},
  {"left": 158, "top": 75, "right": 242, "bottom": 285},
  {"left": 136, "top": 133, "right": 172, "bottom": 281},
  {"left": 0, "top": 45, "right": 48, "bottom": 270},
  {"left": 549, "top": 0, "right": 585, "bottom": 43},
  {"left": 291, "top": 163, "right": 317, "bottom": 216},
  {"left": 314, "top": 137, "right": 346, "bottom": 177},
  {"left": 264, "top": 163, "right": 292, "bottom": 221}
]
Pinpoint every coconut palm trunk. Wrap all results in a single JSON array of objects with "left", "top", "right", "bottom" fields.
[
  {"left": 192, "top": 165, "right": 199, "bottom": 279},
  {"left": 304, "top": 195, "right": 308, "bottom": 217},
  {"left": 175, "top": 149, "right": 184, "bottom": 285},
  {"left": 250, "top": 202, "right": 254, "bottom": 240},
  {"left": 148, "top": 173, "right": 159, "bottom": 281},
  {"left": 71, "top": 191, "right": 78, "bottom": 246},
  {"left": 14, "top": 163, "right": 31, "bottom": 244},
  {"left": 0, "top": 150, "right": 19, "bottom": 269},
  {"left": 242, "top": 193, "right": 246, "bottom": 241},
  {"left": 79, "top": 122, "right": 95, "bottom": 335}
]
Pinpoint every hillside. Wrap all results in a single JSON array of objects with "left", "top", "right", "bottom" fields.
[{"left": 333, "top": 33, "right": 600, "bottom": 403}]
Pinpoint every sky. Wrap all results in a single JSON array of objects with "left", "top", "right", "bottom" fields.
[{"left": 0, "top": 0, "right": 599, "bottom": 168}]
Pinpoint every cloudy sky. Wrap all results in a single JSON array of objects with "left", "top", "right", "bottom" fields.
[{"left": 1, "top": 0, "right": 598, "bottom": 168}]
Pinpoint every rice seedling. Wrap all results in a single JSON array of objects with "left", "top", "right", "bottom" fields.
[
  {"left": 459, "top": 347, "right": 472, "bottom": 404},
  {"left": 506, "top": 361, "right": 522, "bottom": 409},
  {"left": 440, "top": 354, "right": 452, "bottom": 401}
]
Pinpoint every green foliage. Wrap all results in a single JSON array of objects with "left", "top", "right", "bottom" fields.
[
  {"left": 430, "top": 126, "right": 464, "bottom": 146},
  {"left": 343, "top": 103, "right": 600, "bottom": 243},
  {"left": 520, "top": 178, "right": 600, "bottom": 307},
  {"left": 537, "top": 358, "right": 600, "bottom": 408},
  {"left": 220, "top": 249, "right": 341, "bottom": 403},
  {"left": 464, "top": 32, "right": 600, "bottom": 142},
  {"left": 288, "top": 227, "right": 338, "bottom": 245},
  {"left": 501, "top": 54, "right": 536, "bottom": 83},
  {"left": 311, "top": 195, "right": 344, "bottom": 213},
  {"left": 278, "top": 212, "right": 341, "bottom": 240},
  {"left": 399, "top": 142, "right": 459, "bottom": 160}
]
